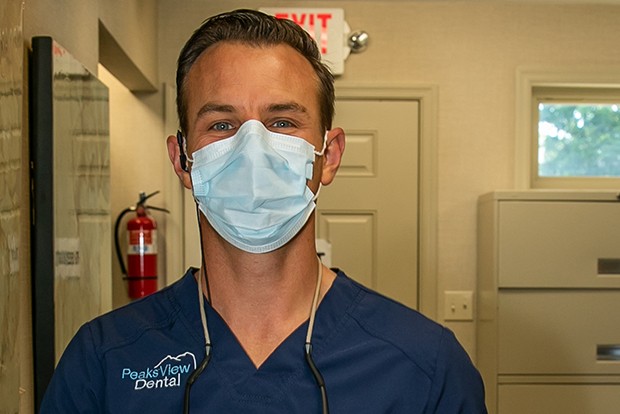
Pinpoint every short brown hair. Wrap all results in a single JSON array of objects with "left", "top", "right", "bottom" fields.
[{"left": 176, "top": 9, "right": 335, "bottom": 135}]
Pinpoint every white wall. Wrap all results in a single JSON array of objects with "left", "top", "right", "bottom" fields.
[
  {"left": 25, "top": 0, "right": 100, "bottom": 73},
  {"left": 99, "top": 0, "right": 158, "bottom": 87},
  {"left": 157, "top": 0, "right": 620, "bottom": 357}
]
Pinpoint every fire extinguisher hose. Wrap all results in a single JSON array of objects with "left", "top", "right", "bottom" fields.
[{"left": 114, "top": 207, "right": 134, "bottom": 277}]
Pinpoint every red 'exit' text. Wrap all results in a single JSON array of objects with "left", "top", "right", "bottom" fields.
[{"left": 274, "top": 13, "right": 333, "bottom": 54}]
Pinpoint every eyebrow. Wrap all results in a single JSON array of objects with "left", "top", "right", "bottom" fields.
[
  {"left": 196, "top": 103, "right": 235, "bottom": 120},
  {"left": 195, "top": 101, "right": 309, "bottom": 121},
  {"left": 266, "top": 102, "right": 308, "bottom": 115}
]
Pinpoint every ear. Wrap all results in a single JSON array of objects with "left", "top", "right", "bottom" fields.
[
  {"left": 166, "top": 134, "right": 193, "bottom": 189},
  {"left": 320, "top": 127, "right": 345, "bottom": 185}
]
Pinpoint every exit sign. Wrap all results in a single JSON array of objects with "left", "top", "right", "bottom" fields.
[{"left": 260, "top": 8, "right": 349, "bottom": 75}]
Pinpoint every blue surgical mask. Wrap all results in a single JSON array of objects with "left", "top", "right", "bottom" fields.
[{"left": 188, "top": 120, "right": 326, "bottom": 254}]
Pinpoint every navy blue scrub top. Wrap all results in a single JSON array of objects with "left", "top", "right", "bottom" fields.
[{"left": 41, "top": 269, "right": 487, "bottom": 413}]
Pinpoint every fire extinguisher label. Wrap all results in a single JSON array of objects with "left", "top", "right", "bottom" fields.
[{"left": 128, "top": 230, "right": 158, "bottom": 254}]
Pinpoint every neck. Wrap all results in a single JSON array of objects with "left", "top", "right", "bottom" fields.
[{"left": 197, "top": 214, "right": 335, "bottom": 367}]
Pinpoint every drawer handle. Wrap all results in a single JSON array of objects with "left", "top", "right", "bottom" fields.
[
  {"left": 598, "top": 259, "right": 620, "bottom": 275},
  {"left": 597, "top": 345, "right": 620, "bottom": 361}
]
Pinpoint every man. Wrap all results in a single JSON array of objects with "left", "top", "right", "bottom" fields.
[{"left": 41, "top": 9, "right": 487, "bottom": 413}]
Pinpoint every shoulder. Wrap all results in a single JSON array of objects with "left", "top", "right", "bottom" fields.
[
  {"left": 85, "top": 271, "right": 193, "bottom": 353},
  {"left": 39, "top": 272, "right": 197, "bottom": 412},
  {"left": 323, "top": 273, "right": 486, "bottom": 413},
  {"left": 339, "top": 273, "right": 468, "bottom": 376},
  {"left": 336, "top": 274, "right": 487, "bottom": 411}
]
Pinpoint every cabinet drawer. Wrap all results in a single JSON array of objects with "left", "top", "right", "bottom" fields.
[
  {"left": 498, "top": 291, "right": 620, "bottom": 375},
  {"left": 498, "top": 201, "right": 620, "bottom": 288},
  {"left": 498, "top": 384, "right": 620, "bottom": 414}
]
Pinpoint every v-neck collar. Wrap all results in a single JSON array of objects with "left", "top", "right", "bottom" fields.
[
  {"left": 202, "top": 299, "right": 309, "bottom": 374},
  {"left": 169, "top": 268, "right": 364, "bottom": 406},
  {"left": 171, "top": 268, "right": 362, "bottom": 371}
]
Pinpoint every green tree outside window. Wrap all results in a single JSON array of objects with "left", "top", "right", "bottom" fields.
[{"left": 538, "top": 103, "right": 620, "bottom": 177}]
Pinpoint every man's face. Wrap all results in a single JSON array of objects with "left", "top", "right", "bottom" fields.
[{"left": 183, "top": 41, "right": 325, "bottom": 187}]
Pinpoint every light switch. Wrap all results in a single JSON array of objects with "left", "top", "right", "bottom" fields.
[{"left": 444, "top": 291, "right": 473, "bottom": 321}]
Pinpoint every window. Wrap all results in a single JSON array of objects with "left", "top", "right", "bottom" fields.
[{"left": 531, "top": 86, "right": 620, "bottom": 188}]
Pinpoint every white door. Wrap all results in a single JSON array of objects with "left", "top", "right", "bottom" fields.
[{"left": 317, "top": 98, "right": 419, "bottom": 309}]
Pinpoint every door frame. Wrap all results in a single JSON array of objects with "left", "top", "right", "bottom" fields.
[{"left": 334, "top": 86, "right": 438, "bottom": 319}]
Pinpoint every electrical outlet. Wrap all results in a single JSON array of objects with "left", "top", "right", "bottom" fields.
[{"left": 444, "top": 291, "right": 473, "bottom": 321}]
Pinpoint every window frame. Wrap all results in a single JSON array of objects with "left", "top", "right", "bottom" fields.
[{"left": 515, "top": 68, "right": 620, "bottom": 189}]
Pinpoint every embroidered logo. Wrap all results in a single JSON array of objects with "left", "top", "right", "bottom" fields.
[{"left": 121, "top": 351, "right": 197, "bottom": 390}]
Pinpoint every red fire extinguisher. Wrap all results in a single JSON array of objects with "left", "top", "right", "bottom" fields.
[{"left": 114, "top": 191, "right": 169, "bottom": 299}]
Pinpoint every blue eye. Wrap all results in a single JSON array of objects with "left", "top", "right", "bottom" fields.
[
  {"left": 212, "top": 122, "right": 233, "bottom": 131},
  {"left": 272, "top": 120, "right": 293, "bottom": 128}
]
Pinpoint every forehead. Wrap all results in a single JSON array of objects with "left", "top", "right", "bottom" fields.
[{"left": 184, "top": 42, "right": 321, "bottom": 123}]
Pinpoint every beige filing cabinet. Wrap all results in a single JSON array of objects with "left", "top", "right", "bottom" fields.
[{"left": 477, "top": 191, "right": 620, "bottom": 414}]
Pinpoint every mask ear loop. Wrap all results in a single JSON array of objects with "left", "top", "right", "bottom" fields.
[
  {"left": 183, "top": 133, "right": 195, "bottom": 164},
  {"left": 176, "top": 131, "right": 195, "bottom": 172},
  {"left": 310, "top": 132, "right": 328, "bottom": 202},
  {"left": 314, "top": 132, "right": 328, "bottom": 157}
]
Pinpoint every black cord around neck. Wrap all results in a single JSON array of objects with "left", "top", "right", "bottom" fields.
[
  {"left": 182, "top": 345, "right": 211, "bottom": 414},
  {"left": 305, "top": 343, "right": 330, "bottom": 414}
]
